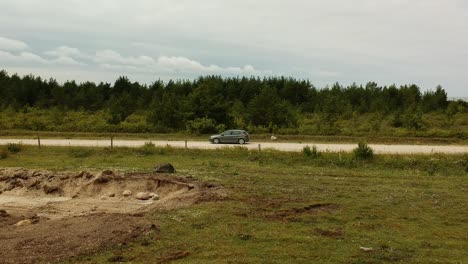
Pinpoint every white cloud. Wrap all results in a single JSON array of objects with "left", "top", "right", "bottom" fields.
[
  {"left": 95, "top": 49, "right": 156, "bottom": 66},
  {"left": 2, "top": 39, "right": 268, "bottom": 76},
  {"left": 44, "top": 46, "right": 91, "bottom": 60},
  {"left": 0, "top": 36, "right": 28, "bottom": 51},
  {"left": 52, "top": 56, "right": 86, "bottom": 66},
  {"left": 94, "top": 50, "right": 266, "bottom": 75},
  {"left": 157, "top": 56, "right": 211, "bottom": 72},
  {"left": 0, "top": 50, "right": 47, "bottom": 64},
  {"left": 1, "top": 49, "right": 84, "bottom": 66}
]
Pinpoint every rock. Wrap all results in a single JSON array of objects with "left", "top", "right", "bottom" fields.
[
  {"left": 27, "top": 179, "right": 41, "bottom": 190},
  {"left": 43, "top": 185, "right": 63, "bottom": 195},
  {"left": 29, "top": 214, "right": 40, "bottom": 224},
  {"left": 149, "top": 193, "right": 160, "bottom": 200},
  {"left": 94, "top": 174, "right": 110, "bottom": 184},
  {"left": 12, "top": 172, "right": 29, "bottom": 180},
  {"left": 360, "top": 247, "right": 374, "bottom": 252},
  {"left": 6, "top": 179, "right": 23, "bottom": 191},
  {"left": 0, "top": 175, "right": 10, "bottom": 181},
  {"left": 15, "top": 220, "right": 32, "bottom": 226},
  {"left": 135, "top": 192, "right": 151, "bottom": 200},
  {"left": 76, "top": 171, "right": 93, "bottom": 179},
  {"left": 59, "top": 174, "right": 70, "bottom": 180},
  {"left": 101, "top": 170, "right": 114, "bottom": 176},
  {"left": 154, "top": 163, "right": 176, "bottom": 173},
  {"left": 123, "top": 190, "right": 132, "bottom": 197},
  {"left": 0, "top": 210, "right": 9, "bottom": 217},
  {"left": 108, "top": 193, "right": 115, "bottom": 197},
  {"left": 91, "top": 205, "right": 98, "bottom": 211},
  {"left": 187, "top": 184, "right": 195, "bottom": 190}
]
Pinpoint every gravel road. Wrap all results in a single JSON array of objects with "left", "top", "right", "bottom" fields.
[{"left": 1, "top": 138, "right": 467, "bottom": 154}]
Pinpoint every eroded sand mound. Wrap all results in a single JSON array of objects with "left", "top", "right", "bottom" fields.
[{"left": 0, "top": 167, "right": 226, "bottom": 264}]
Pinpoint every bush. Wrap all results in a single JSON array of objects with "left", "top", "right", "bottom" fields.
[
  {"left": 303, "top": 145, "right": 321, "bottom": 158},
  {"left": 135, "top": 142, "right": 169, "bottom": 156},
  {"left": 186, "top": 117, "right": 217, "bottom": 134},
  {"left": 68, "top": 148, "right": 94, "bottom": 158},
  {"left": 353, "top": 142, "right": 374, "bottom": 160},
  {"left": 7, "top": 143, "right": 22, "bottom": 153}
]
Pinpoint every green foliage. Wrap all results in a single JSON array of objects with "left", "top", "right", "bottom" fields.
[
  {"left": 0, "top": 70, "right": 464, "bottom": 138},
  {"left": 303, "top": 145, "right": 321, "bottom": 158},
  {"left": 353, "top": 142, "right": 374, "bottom": 160},
  {"left": 0, "top": 148, "right": 8, "bottom": 159},
  {"left": 68, "top": 148, "right": 94, "bottom": 158},
  {"left": 7, "top": 143, "right": 22, "bottom": 154},
  {"left": 186, "top": 117, "right": 217, "bottom": 134},
  {"left": 135, "top": 142, "right": 157, "bottom": 156}
]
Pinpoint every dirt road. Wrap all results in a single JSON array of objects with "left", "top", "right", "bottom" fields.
[{"left": 1, "top": 138, "right": 467, "bottom": 154}]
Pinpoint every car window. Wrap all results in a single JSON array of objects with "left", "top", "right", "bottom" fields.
[{"left": 232, "top": 131, "right": 241, "bottom": 135}]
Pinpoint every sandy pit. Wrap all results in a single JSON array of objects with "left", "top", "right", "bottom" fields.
[{"left": 0, "top": 167, "right": 225, "bottom": 264}]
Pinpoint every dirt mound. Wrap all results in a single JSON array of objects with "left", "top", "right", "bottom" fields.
[
  {"left": 0, "top": 167, "right": 226, "bottom": 264},
  {"left": 0, "top": 213, "right": 156, "bottom": 264}
]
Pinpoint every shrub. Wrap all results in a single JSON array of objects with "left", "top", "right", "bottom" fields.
[
  {"left": 7, "top": 143, "right": 22, "bottom": 154},
  {"left": 136, "top": 142, "right": 156, "bottom": 156},
  {"left": 68, "top": 148, "right": 94, "bottom": 158},
  {"left": 303, "top": 145, "right": 321, "bottom": 158},
  {"left": 186, "top": 117, "right": 217, "bottom": 134},
  {"left": 353, "top": 142, "right": 374, "bottom": 160}
]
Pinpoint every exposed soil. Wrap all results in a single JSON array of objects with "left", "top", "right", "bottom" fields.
[
  {"left": 0, "top": 167, "right": 226, "bottom": 264},
  {"left": 266, "top": 203, "right": 341, "bottom": 222}
]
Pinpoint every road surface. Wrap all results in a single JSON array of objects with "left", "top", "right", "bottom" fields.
[{"left": 1, "top": 138, "right": 467, "bottom": 154}]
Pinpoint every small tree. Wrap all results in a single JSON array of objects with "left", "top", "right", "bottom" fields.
[
  {"left": 303, "top": 145, "right": 321, "bottom": 158},
  {"left": 353, "top": 142, "right": 373, "bottom": 160}
]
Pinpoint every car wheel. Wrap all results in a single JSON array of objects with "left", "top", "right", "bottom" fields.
[
  {"left": 238, "top": 138, "right": 245, "bottom": 145},
  {"left": 213, "top": 138, "right": 220, "bottom": 144}
]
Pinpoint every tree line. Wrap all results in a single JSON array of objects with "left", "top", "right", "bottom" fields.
[{"left": 0, "top": 70, "right": 466, "bottom": 135}]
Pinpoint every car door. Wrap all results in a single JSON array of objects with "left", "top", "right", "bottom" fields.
[
  {"left": 226, "top": 130, "right": 237, "bottom": 143},
  {"left": 221, "top": 130, "right": 232, "bottom": 143},
  {"left": 231, "top": 130, "right": 241, "bottom": 143}
]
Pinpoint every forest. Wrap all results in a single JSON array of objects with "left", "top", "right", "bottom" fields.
[{"left": 0, "top": 70, "right": 466, "bottom": 137}]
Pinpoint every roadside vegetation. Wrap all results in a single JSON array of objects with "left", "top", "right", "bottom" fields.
[
  {"left": 1, "top": 70, "right": 466, "bottom": 140},
  {"left": 0, "top": 145, "right": 466, "bottom": 263}
]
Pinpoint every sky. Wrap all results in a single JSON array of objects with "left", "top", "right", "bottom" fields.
[{"left": 0, "top": 0, "right": 467, "bottom": 96}]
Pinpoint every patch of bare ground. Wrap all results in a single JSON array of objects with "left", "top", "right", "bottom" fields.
[
  {"left": 157, "top": 251, "right": 191, "bottom": 263},
  {"left": 0, "top": 167, "right": 226, "bottom": 264},
  {"left": 314, "top": 227, "right": 344, "bottom": 238},
  {"left": 266, "top": 203, "right": 342, "bottom": 222}
]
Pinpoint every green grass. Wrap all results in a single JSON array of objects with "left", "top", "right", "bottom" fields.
[{"left": 0, "top": 146, "right": 467, "bottom": 263}]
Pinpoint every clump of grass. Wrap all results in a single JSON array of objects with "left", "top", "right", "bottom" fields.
[
  {"left": 303, "top": 145, "right": 321, "bottom": 158},
  {"left": 7, "top": 143, "right": 22, "bottom": 154},
  {"left": 457, "top": 155, "right": 468, "bottom": 173},
  {"left": 68, "top": 148, "right": 94, "bottom": 158},
  {"left": 353, "top": 142, "right": 374, "bottom": 160},
  {"left": 135, "top": 141, "right": 169, "bottom": 156},
  {"left": 0, "top": 148, "right": 8, "bottom": 159}
]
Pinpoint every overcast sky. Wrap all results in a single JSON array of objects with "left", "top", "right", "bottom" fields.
[{"left": 0, "top": 0, "right": 467, "bottom": 96}]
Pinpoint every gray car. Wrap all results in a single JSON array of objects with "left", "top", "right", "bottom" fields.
[{"left": 209, "top": 130, "right": 250, "bottom": 144}]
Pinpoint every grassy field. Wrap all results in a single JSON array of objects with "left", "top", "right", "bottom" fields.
[
  {"left": 1, "top": 129, "right": 467, "bottom": 145},
  {"left": 0, "top": 145, "right": 467, "bottom": 263}
]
